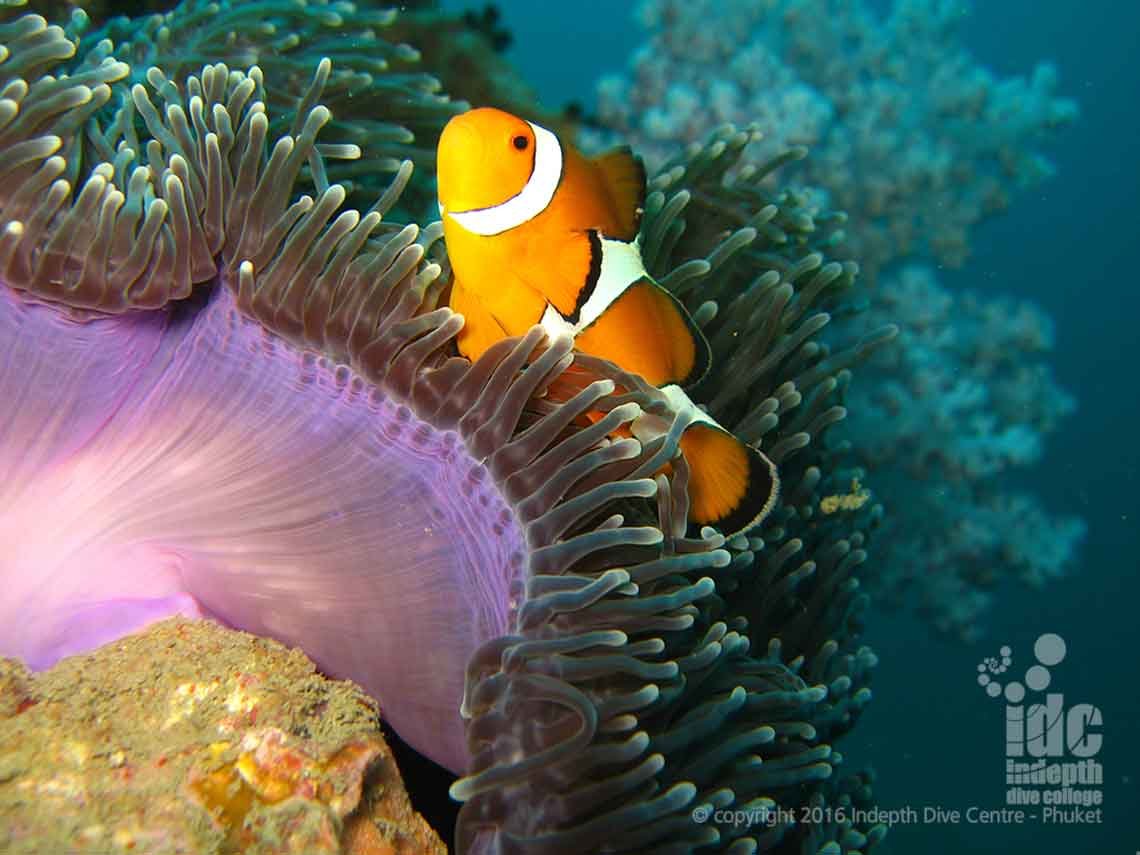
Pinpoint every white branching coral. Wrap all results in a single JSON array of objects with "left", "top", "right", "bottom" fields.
[
  {"left": 840, "top": 266, "right": 1085, "bottom": 640},
  {"left": 595, "top": 0, "right": 1077, "bottom": 280}
]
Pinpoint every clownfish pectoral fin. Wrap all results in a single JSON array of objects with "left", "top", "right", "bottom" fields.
[
  {"left": 450, "top": 274, "right": 511, "bottom": 362},
  {"left": 574, "top": 277, "right": 711, "bottom": 389},
  {"left": 592, "top": 147, "right": 647, "bottom": 242},
  {"left": 678, "top": 423, "right": 780, "bottom": 538},
  {"left": 521, "top": 227, "right": 602, "bottom": 322}
]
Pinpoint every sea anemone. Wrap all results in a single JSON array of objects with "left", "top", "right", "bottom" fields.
[
  {"left": 0, "top": 6, "right": 709, "bottom": 774},
  {"left": 1, "top": 5, "right": 887, "bottom": 852}
]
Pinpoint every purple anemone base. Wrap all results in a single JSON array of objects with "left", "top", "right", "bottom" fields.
[{"left": 0, "top": 279, "right": 527, "bottom": 772}]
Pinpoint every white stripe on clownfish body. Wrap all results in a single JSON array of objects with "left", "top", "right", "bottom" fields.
[
  {"left": 628, "top": 383, "right": 725, "bottom": 452},
  {"left": 539, "top": 235, "right": 647, "bottom": 338}
]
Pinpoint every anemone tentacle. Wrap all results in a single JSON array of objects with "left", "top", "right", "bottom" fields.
[{"left": 69, "top": 0, "right": 460, "bottom": 200}]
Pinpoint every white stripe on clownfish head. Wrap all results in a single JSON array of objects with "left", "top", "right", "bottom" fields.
[{"left": 446, "top": 121, "right": 563, "bottom": 236}]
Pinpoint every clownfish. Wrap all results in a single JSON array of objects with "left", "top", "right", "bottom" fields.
[{"left": 436, "top": 107, "right": 778, "bottom": 537}]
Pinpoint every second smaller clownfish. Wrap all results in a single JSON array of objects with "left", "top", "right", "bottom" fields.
[{"left": 437, "top": 107, "right": 778, "bottom": 537}]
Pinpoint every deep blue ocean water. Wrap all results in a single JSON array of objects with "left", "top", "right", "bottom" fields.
[{"left": 444, "top": 1, "right": 1140, "bottom": 850}]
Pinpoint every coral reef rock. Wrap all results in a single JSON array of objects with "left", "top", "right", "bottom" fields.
[{"left": 0, "top": 617, "right": 445, "bottom": 855}]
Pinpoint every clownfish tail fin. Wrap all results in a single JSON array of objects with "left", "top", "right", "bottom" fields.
[
  {"left": 592, "top": 146, "right": 647, "bottom": 242},
  {"left": 678, "top": 423, "right": 780, "bottom": 538}
]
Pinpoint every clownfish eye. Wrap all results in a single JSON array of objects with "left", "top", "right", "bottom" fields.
[{"left": 512, "top": 134, "right": 529, "bottom": 151}]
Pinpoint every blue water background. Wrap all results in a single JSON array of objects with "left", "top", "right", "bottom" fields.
[{"left": 444, "top": 1, "right": 1140, "bottom": 849}]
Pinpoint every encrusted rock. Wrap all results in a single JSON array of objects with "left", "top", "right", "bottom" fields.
[{"left": 0, "top": 617, "right": 445, "bottom": 854}]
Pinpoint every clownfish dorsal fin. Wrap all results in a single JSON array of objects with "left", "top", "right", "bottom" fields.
[
  {"left": 591, "top": 146, "right": 647, "bottom": 242},
  {"left": 573, "top": 276, "right": 711, "bottom": 389},
  {"left": 647, "top": 278, "right": 712, "bottom": 389}
]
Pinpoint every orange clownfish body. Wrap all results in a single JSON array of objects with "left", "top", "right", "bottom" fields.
[{"left": 437, "top": 107, "right": 778, "bottom": 537}]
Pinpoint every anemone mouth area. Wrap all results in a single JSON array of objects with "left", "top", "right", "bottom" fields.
[{"left": 0, "top": 277, "right": 526, "bottom": 772}]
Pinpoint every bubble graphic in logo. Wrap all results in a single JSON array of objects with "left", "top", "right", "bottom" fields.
[
  {"left": 1025, "top": 664, "right": 1051, "bottom": 691},
  {"left": 1034, "top": 633, "right": 1066, "bottom": 667},
  {"left": 975, "top": 633, "right": 1065, "bottom": 702}
]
